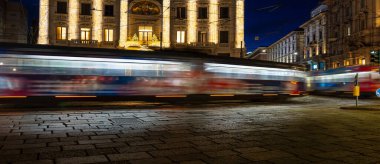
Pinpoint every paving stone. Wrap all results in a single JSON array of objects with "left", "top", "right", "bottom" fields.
[
  {"left": 56, "top": 155, "right": 109, "bottom": 164},
  {"left": 241, "top": 150, "right": 293, "bottom": 161},
  {"left": 149, "top": 148, "right": 200, "bottom": 157},
  {"left": 117, "top": 145, "right": 157, "bottom": 153},
  {"left": 129, "top": 157, "right": 173, "bottom": 164},
  {"left": 13, "top": 159, "right": 54, "bottom": 164},
  {"left": 108, "top": 152, "right": 152, "bottom": 161},
  {"left": 90, "top": 135, "right": 119, "bottom": 140},
  {"left": 78, "top": 139, "right": 113, "bottom": 145},
  {"left": 62, "top": 144, "right": 95, "bottom": 150},
  {"left": 204, "top": 150, "right": 238, "bottom": 157},
  {"left": 1, "top": 143, "right": 46, "bottom": 150},
  {"left": 39, "top": 150, "right": 87, "bottom": 160},
  {"left": 48, "top": 141, "right": 77, "bottom": 147},
  {"left": 153, "top": 142, "right": 194, "bottom": 149},
  {"left": 22, "top": 146, "right": 61, "bottom": 154}
]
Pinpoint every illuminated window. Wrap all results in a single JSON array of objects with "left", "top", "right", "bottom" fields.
[
  {"left": 176, "top": 31, "right": 185, "bottom": 43},
  {"left": 198, "top": 31, "right": 207, "bottom": 43},
  {"left": 344, "top": 59, "right": 350, "bottom": 66},
  {"left": 56, "top": 27, "right": 67, "bottom": 40},
  {"left": 361, "top": 58, "right": 366, "bottom": 65},
  {"left": 81, "top": 28, "right": 91, "bottom": 41},
  {"left": 104, "top": 29, "right": 114, "bottom": 42}
]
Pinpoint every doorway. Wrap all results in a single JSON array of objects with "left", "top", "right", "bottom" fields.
[{"left": 139, "top": 26, "right": 153, "bottom": 45}]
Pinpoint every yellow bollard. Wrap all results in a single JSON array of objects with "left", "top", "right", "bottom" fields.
[{"left": 353, "top": 86, "right": 360, "bottom": 97}]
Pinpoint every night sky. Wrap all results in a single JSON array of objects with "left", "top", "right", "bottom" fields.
[{"left": 21, "top": 0, "right": 320, "bottom": 52}]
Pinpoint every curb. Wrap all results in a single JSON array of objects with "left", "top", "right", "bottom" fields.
[{"left": 340, "top": 106, "right": 380, "bottom": 111}]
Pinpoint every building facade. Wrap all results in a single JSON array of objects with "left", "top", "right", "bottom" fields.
[
  {"left": 0, "top": 0, "right": 28, "bottom": 43},
  {"left": 267, "top": 29, "right": 304, "bottom": 64},
  {"left": 324, "top": 0, "right": 380, "bottom": 68},
  {"left": 246, "top": 46, "right": 268, "bottom": 61},
  {"left": 300, "top": 5, "right": 328, "bottom": 71},
  {"left": 38, "top": 0, "right": 245, "bottom": 58}
]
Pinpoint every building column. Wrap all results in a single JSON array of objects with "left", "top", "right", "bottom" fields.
[
  {"left": 235, "top": 0, "right": 244, "bottom": 48},
  {"left": 68, "top": 0, "right": 79, "bottom": 40},
  {"left": 38, "top": 0, "right": 49, "bottom": 44},
  {"left": 187, "top": 0, "right": 197, "bottom": 44},
  {"left": 119, "top": 0, "right": 128, "bottom": 48},
  {"left": 209, "top": 0, "right": 219, "bottom": 44},
  {"left": 162, "top": 0, "right": 171, "bottom": 47},
  {"left": 93, "top": 0, "right": 103, "bottom": 42}
]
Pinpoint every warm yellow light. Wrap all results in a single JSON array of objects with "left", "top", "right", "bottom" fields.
[
  {"left": 209, "top": 0, "right": 219, "bottom": 44},
  {"left": 55, "top": 96, "right": 97, "bottom": 98},
  {"left": 156, "top": 95, "right": 187, "bottom": 98},
  {"left": 119, "top": 0, "right": 128, "bottom": 48},
  {"left": 187, "top": 0, "right": 197, "bottom": 44},
  {"left": 235, "top": 0, "right": 245, "bottom": 49},
  {"left": 38, "top": 0, "right": 49, "bottom": 44},
  {"left": 105, "top": 29, "right": 114, "bottom": 42},
  {"left": 93, "top": 0, "right": 103, "bottom": 42},
  {"left": 162, "top": 0, "right": 171, "bottom": 47},
  {"left": 68, "top": 0, "right": 79, "bottom": 40},
  {"left": 176, "top": 31, "right": 185, "bottom": 43}
]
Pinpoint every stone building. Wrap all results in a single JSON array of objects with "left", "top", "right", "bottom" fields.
[
  {"left": 267, "top": 29, "right": 305, "bottom": 64},
  {"left": 0, "top": 0, "right": 28, "bottom": 43},
  {"left": 323, "top": 0, "right": 380, "bottom": 68},
  {"left": 300, "top": 5, "right": 328, "bottom": 71},
  {"left": 246, "top": 46, "right": 268, "bottom": 61},
  {"left": 38, "top": 0, "right": 245, "bottom": 58}
]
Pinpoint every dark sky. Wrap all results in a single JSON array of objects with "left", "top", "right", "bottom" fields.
[{"left": 21, "top": 0, "right": 320, "bottom": 52}]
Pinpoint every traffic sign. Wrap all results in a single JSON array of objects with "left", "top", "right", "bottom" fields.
[{"left": 376, "top": 88, "right": 380, "bottom": 97}]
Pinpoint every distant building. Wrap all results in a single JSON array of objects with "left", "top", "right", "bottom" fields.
[
  {"left": 0, "top": 0, "right": 28, "bottom": 43},
  {"left": 38, "top": 0, "right": 246, "bottom": 58},
  {"left": 300, "top": 5, "right": 328, "bottom": 71},
  {"left": 267, "top": 29, "right": 304, "bottom": 64},
  {"left": 246, "top": 46, "right": 268, "bottom": 61},
  {"left": 323, "top": 0, "right": 380, "bottom": 68}
]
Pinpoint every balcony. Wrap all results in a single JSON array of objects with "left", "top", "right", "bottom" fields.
[
  {"left": 173, "top": 42, "right": 217, "bottom": 49},
  {"left": 69, "top": 40, "right": 99, "bottom": 47}
]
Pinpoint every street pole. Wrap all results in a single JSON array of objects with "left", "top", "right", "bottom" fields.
[
  {"left": 240, "top": 41, "right": 243, "bottom": 58},
  {"left": 160, "top": 32, "right": 163, "bottom": 51}
]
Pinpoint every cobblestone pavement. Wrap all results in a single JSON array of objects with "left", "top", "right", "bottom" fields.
[{"left": 0, "top": 96, "right": 380, "bottom": 164}]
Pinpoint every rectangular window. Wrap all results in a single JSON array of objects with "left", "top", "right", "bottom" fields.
[
  {"left": 104, "top": 29, "right": 114, "bottom": 42},
  {"left": 360, "top": 0, "right": 366, "bottom": 8},
  {"left": 81, "top": 28, "right": 91, "bottom": 41},
  {"left": 104, "top": 5, "right": 114, "bottom": 16},
  {"left": 177, "top": 7, "right": 186, "bottom": 19},
  {"left": 56, "top": 27, "right": 67, "bottom": 40},
  {"left": 57, "top": 1, "right": 67, "bottom": 14},
  {"left": 220, "top": 7, "right": 229, "bottom": 19},
  {"left": 219, "top": 31, "right": 229, "bottom": 43},
  {"left": 198, "top": 7, "right": 208, "bottom": 19},
  {"left": 81, "top": 3, "right": 91, "bottom": 15},
  {"left": 176, "top": 31, "right": 185, "bottom": 43},
  {"left": 198, "top": 31, "right": 207, "bottom": 43}
]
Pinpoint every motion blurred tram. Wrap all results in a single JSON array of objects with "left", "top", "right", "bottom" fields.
[
  {"left": 307, "top": 66, "right": 380, "bottom": 97},
  {"left": 0, "top": 43, "right": 306, "bottom": 99}
]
